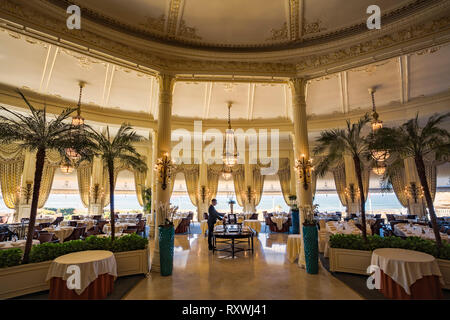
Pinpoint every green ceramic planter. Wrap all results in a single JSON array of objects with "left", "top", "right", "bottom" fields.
[
  {"left": 158, "top": 225, "right": 174, "bottom": 276},
  {"left": 302, "top": 224, "right": 319, "bottom": 274}
]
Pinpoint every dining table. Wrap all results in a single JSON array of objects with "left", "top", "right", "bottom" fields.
[
  {"left": 286, "top": 234, "right": 302, "bottom": 263},
  {"left": 102, "top": 222, "right": 135, "bottom": 234},
  {"left": 271, "top": 216, "right": 288, "bottom": 231},
  {"left": 42, "top": 226, "right": 75, "bottom": 243},
  {"left": 323, "top": 221, "right": 362, "bottom": 257},
  {"left": 394, "top": 223, "right": 449, "bottom": 243},
  {"left": 371, "top": 248, "right": 444, "bottom": 299},
  {"left": 46, "top": 250, "right": 117, "bottom": 299},
  {"left": 0, "top": 239, "right": 40, "bottom": 251}
]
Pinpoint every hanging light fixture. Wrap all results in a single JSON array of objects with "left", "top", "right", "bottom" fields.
[
  {"left": 72, "top": 81, "right": 85, "bottom": 126},
  {"left": 223, "top": 102, "right": 238, "bottom": 166},
  {"left": 222, "top": 164, "right": 233, "bottom": 181},
  {"left": 369, "top": 88, "right": 390, "bottom": 162},
  {"left": 372, "top": 162, "right": 386, "bottom": 176},
  {"left": 60, "top": 162, "right": 74, "bottom": 174}
]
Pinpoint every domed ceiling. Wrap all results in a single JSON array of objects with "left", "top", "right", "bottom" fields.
[{"left": 50, "top": 0, "right": 420, "bottom": 50}]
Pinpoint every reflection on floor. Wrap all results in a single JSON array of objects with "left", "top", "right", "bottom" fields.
[{"left": 124, "top": 231, "right": 363, "bottom": 300}]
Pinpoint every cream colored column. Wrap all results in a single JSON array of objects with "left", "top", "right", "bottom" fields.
[
  {"left": 16, "top": 150, "right": 36, "bottom": 222},
  {"left": 404, "top": 157, "right": 426, "bottom": 217},
  {"left": 289, "top": 78, "right": 313, "bottom": 269},
  {"left": 151, "top": 73, "right": 175, "bottom": 273}
]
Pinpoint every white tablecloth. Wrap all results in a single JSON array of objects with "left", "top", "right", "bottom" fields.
[
  {"left": 271, "top": 216, "right": 288, "bottom": 230},
  {"left": 61, "top": 220, "right": 95, "bottom": 230},
  {"left": 118, "top": 213, "right": 138, "bottom": 219},
  {"left": 102, "top": 223, "right": 135, "bottom": 234},
  {"left": 0, "top": 239, "right": 40, "bottom": 250},
  {"left": 394, "top": 224, "right": 449, "bottom": 243},
  {"left": 46, "top": 250, "right": 117, "bottom": 295},
  {"left": 286, "top": 235, "right": 302, "bottom": 263},
  {"left": 43, "top": 226, "right": 75, "bottom": 243},
  {"left": 36, "top": 217, "right": 55, "bottom": 224},
  {"left": 243, "top": 220, "right": 261, "bottom": 233},
  {"left": 200, "top": 220, "right": 222, "bottom": 235},
  {"left": 371, "top": 248, "right": 444, "bottom": 295}
]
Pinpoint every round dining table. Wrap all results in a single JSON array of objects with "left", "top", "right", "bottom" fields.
[
  {"left": 371, "top": 248, "right": 444, "bottom": 299},
  {"left": 43, "top": 226, "right": 75, "bottom": 243},
  {"left": 46, "top": 250, "right": 117, "bottom": 299}
]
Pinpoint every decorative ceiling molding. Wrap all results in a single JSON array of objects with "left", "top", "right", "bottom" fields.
[
  {"left": 166, "top": 0, "right": 182, "bottom": 37},
  {"left": 288, "top": 0, "right": 300, "bottom": 41},
  {"left": 139, "top": 14, "right": 166, "bottom": 34},
  {"left": 303, "top": 19, "right": 326, "bottom": 36},
  {"left": 267, "top": 22, "right": 288, "bottom": 41},
  {"left": 177, "top": 19, "right": 201, "bottom": 40}
]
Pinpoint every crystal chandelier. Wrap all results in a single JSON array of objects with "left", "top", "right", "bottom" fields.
[
  {"left": 369, "top": 88, "right": 390, "bottom": 162},
  {"left": 223, "top": 102, "right": 238, "bottom": 166},
  {"left": 60, "top": 162, "right": 74, "bottom": 174},
  {"left": 72, "top": 81, "right": 85, "bottom": 126},
  {"left": 372, "top": 163, "right": 386, "bottom": 176}
]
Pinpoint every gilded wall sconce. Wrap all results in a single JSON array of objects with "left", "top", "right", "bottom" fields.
[
  {"left": 154, "top": 152, "right": 174, "bottom": 191},
  {"left": 294, "top": 154, "right": 314, "bottom": 190}
]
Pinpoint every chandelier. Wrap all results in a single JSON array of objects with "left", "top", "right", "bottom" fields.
[
  {"left": 369, "top": 88, "right": 390, "bottom": 162},
  {"left": 60, "top": 162, "right": 74, "bottom": 174},
  {"left": 222, "top": 102, "right": 238, "bottom": 180},
  {"left": 72, "top": 81, "right": 85, "bottom": 126},
  {"left": 372, "top": 163, "right": 386, "bottom": 176},
  {"left": 222, "top": 164, "right": 233, "bottom": 181}
]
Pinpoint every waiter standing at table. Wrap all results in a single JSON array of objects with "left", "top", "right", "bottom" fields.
[{"left": 208, "top": 199, "right": 224, "bottom": 250}]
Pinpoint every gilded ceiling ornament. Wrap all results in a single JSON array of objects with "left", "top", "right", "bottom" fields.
[
  {"left": 289, "top": 0, "right": 300, "bottom": 40},
  {"left": 60, "top": 48, "right": 106, "bottom": 70},
  {"left": 303, "top": 19, "right": 326, "bottom": 35},
  {"left": 139, "top": 14, "right": 166, "bottom": 33},
  {"left": 349, "top": 59, "right": 392, "bottom": 75},
  {"left": 177, "top": 19, "right": 202, "bottom": 40},
  {"left": 267, "top": 22, "right": 288, "bottom": 41},
  {"left": 413, "top": 45, "right": 444, "bottom": 56},
  {"left": 167, "top": 0, "right": 182, "bottom": 36}
]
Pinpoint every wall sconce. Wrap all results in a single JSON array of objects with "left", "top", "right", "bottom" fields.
[
  {"left": 199, "top": 185, "right": 210, "bottom": 203},
  {"left": 294, "top": 154, "right": 314, "bottom": 190},
  {"left": 18, "top": 181, "right": 33, "bottom": 205},
  {"left": 345, "top": 183, "right": 359, "bottom": 203},
  {"left": 405, "top": 182, "right": 424, "bottom": 204},
  {"left": 154, "top": 152, "right": 174, "bottom": 191},
  {"left": 246, "top": 186, "right": 256, "bottom": 204}
]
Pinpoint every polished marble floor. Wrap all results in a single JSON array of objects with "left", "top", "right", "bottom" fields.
[{"left": 124, "top": 230, "right": 363, "bottom": 300}]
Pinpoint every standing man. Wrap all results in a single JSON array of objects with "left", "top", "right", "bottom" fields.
[{"left": 208, "top": 199, "right": 224, "bottom": 250}]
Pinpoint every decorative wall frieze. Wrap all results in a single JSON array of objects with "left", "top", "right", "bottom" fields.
[
  {"left": 267, "top": 22, "right": 288, "bottom": 41},
  {"left": 303, "top": 19, "right": 326, "bottom": 35},
  {"left": 177, "top": 19, "right": 201, "bottom": 40},
  {"left": 139, "top": 14, "right": 166, "bottom": 34}
]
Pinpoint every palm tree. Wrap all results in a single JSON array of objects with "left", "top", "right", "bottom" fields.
[
  {"left": 85, "top": 124, "right": 147, "bottom": 241},
  {"left": 0, "top": 91, "right": 89, "bottom": 263},
  {"left": 313, "top": 114, "right": 372, "bottom": 240},
  {"left": 369, "top": 113, "right": 450, "bottom": 247}
]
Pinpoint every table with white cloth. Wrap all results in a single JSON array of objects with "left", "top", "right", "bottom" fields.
[
  {"left": 394, "top": 224, "right": 449, "bottom": 243},
  {"left": 46, "top": 250, "right": 117, "bottom": 299},
  {"left": 271, "top": 216, "right": 288, "bottom": 231},
  {"left": 61, "top": 219, "right": 95, "bottom": 230},
  {"left": 323, "top": 221, "right": 361, "bottom": 257},
  {"left": 118, "top": 213, "right": 138, "bottom": 219},
  {"left": 36, "top": 217, "right": 55, "bottom": 224},
  {"left": 96, "top": 233, "right": 124, "bottom": 238},
  {"left": 42, "top": 226, "right": 75, "bottom": 243},
  {"left": 286, "top": 234, "right": 302, "bottom": 263},
  {"left": 371, "top": 248, "right": 444, "bottom": 299},
  {"left": 102, "top": 223, "right": 135, "bottom": 234},
  {"left": 243, "top": 220, "right": 261, "bottom": 234},
  {"left": 173, "top": 218, "right": 182, "bottom": 230},
  {"left": 0, "top": 239, "right": 40, "bottom": 251}
]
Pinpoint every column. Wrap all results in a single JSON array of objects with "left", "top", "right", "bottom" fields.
[
  {"left": 151, "top": 73, "right": 175, "bottom": 272},
  {"left": 16, "top": 150, "right": 36, "bottom": 222},
  {"left": 289, "top": 78, "right": 313, "bottom": 269}
]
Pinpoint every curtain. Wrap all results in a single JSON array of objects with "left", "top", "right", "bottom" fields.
[
  {"left": 277, "top": 158, "right": 291, "bottom": 205},
  {"left": 134, "top": 170, "right": 147, "bottom": 207},
  {"left": 183, "top": 164, "right": 200, "bottom": 207},
  {"left": 332, "top": 163, "right": 347, "bottom": 207},
  {"left": 311, "top": 171, "right": 317, "bottom": 199},
  {"left": 77, "top": 163, "right": 92, "bottom": 208},
  {"left": 232, "top": 164, "right": 246, "bottom": 207},
  {"left": 0, "top": 144, "right": 24, "bottom": 209},
  {"left": 207, "top": 164, "right": 222, "bottom": 201},
  {"left": 37, "top": 150, "right": 61, "bottom": 209},
  {"left": 390, "top": 166, "right": 409, "bottom": 207},
  {"left": 252, "top": 165, "right": 265, "bottom": 207}
]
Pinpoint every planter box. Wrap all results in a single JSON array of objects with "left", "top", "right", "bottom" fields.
[
  {"left": 0, "top": 248, "right": 149, "bottom": 299},
  {"left": 329, "top": 248, "right": 372, "bottom": 275},
  {"left": 437, "top": 259, "right": 450, "bottom": 290},
  {"left": 329, "top": 248, "right": 450, "bottom": 290}
]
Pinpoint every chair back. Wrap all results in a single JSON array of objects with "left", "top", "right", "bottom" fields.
[
  {"left": 39, "top": 222, "right": 51, "bottom": 229},
  {"left": 85, "top": 226, "right": 100, "bottom": 237},
  {"left": 71, "top": 215, "right": 80, "bottom": 220},
  {"left": 386, "top": 214, "right": 395, "bottom": 222},
  {"left": 64, "top": 227, "right": 85, "bottom": 242},
  {"left": 97, "top": 220, "right": 107, "bottom": 233},
  {"left": 136, "top": 220, "right": 146, "bottom": 232},
  {"left": 407, "top": 214, "right": 417, "bottom": 220},
  {"left": 92, "top": 215, "right": 102, "bottom": 221},
  {"left": 123, "top": 227, "right": 138, "bottom": 234},
  {"left": 68, "top": 221, "right": 77, "bottom": 227},
  {"left": 38, "top": 232, "right": 55, "bottom": 243},
  {"left": 136, "top": 213, "right": 143, "bottom": 220},
  {"left": 203, "top": 212, "right": 208, "bottom": 220},
  {"left": 250, "top": 213, "right": 258, "bottom": 220}
]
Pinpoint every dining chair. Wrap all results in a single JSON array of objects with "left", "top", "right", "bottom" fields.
[
  {"left": 38, "top": 232, "right": 56, "bottom": 243},
  {"left": 71, "top": 215, "right": 80, "bottom": 220},
  {"left": 123, "top": 227, "right": 138, "bottom": 234},
  {"left": 63, "top": 227, "right": 86, "bottom": 242}
]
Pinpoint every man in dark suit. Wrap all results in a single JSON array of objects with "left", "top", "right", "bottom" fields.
[{"left": 208, "top": 199, "right": 224, "bottom": 250}]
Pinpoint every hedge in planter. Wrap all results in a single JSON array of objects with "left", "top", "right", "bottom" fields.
[
  {"left": 329, "top": 234, "right": 450, "bottom": 260},
  {"left": 0, "top": 248, "right": 22, "bottom": 268},
  {"left": 28, "top": 234, "right": 148, "bottom": 264}
]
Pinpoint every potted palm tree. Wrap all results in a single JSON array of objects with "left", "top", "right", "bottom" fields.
[
  {"left": 0, "top": 91, "right": 91, "bottom": 263},
  {"left": 85, "top": 124, "right": 147, "bottom": 241},
  {"left": 313, "top": 114, "right": 371, "bottom": 241},
  {"left": 369, "top": 113, "right": 450, "bottom": 247}
]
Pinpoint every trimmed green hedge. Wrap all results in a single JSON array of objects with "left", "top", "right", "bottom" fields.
[
  {"left": 0, "top": 234, "right": 148, "bottom": 268},
  {"left": 0, "top": 248, "right": 23, "bottom": 268},
  {"left": 329, "top": 234, "right": 450, "bottom": 260},
  {"left": 29, "top": 234, "right": 148, "bottom": 263}
]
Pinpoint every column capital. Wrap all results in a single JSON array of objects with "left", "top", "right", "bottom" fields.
[
  {"left": 288, "top": 77, "right": 307, "bottom": 99},
  {"left": 157, "top": 73, "right": 175, "bottom": 93}
]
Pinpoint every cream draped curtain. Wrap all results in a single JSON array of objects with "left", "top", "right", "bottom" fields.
[
  {"left": 252, "top": 165, "right": 265, "bottom": 207},
  {"left": 425, "top": 164, "right": 437, "bottom": 202},
  {"left": 390, "top": 165, "right": 409, "bottom": 207},
  {"left": 207, "top": 164, "right": 222, "bottom": 201},
  {"left": 134, "top": 170, "right": 147, "bottom": 207},
  {"left": 77, "top": 162, "right": 92, "bottom": 208},
  {"left": 311, "top": 171, "right": 317, "bottom": 199},
  {"left": 183, "top": 164, "right": 200, "bottom": 207},
  {"left": 277, "top": 158, "right": 291, "bottom": 205},
  {"left": 232, "top": 164, "right": 246, "bottom": 207},
  {"left": 332, "top": 163, "right": 348, "bottom": 207},
  {"left": 0, "top": 144, "right": 24, "bottom": 209},
  {"left": 37, "top": 149, "right": 61, "bottom": 209}
]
